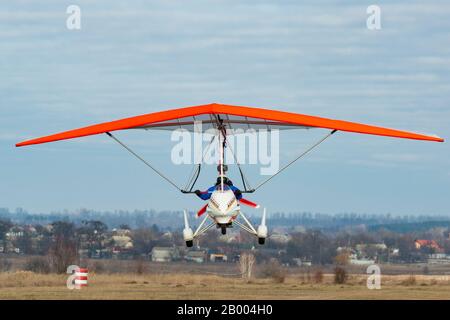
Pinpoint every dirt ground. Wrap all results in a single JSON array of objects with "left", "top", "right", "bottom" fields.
[{"left": 0, "top": 272, "right": 449, "bottom": 300}]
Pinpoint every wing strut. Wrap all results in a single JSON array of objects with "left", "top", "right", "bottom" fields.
[
  {"left": 106, "top": 132, "right": 183, "bottom": 192},
  {"left": 252, "top": 129, "right": 338, "bottom": 191}
]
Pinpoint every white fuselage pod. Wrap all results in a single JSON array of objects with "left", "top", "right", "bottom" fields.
[{"left": 207, "top": 189, "right": 240, "bottom": 224}]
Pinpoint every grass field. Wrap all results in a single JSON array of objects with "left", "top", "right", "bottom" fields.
[{"left": 0, "top": 271, "right": 449, "bottom": 300}]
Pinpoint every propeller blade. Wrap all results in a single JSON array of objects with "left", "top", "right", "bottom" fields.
[
  {"left": 239, "top": 198, "right": 260, "bottom": 209},
  {"left": 197, "top": 204, "right": 208, "bottom": 217}
]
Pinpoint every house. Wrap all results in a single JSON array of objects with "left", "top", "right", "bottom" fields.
[
  {"left": 218, "top": 232, "right": 239, "bottom": 243},
  {"left": 336, "top": 246, "right": 354, "bottom": 254},
  {"left": 292, "top": 258, "right": 312, "bottom": 267},
  {"left": 390, "top": 248, "right": 400, "bottom": 256},
  {"left": 151, "top": 246, "right": 180, "bottom": 262},
  {"left": 6, "top": 226, "right": 24, "bottom": 240},
  {"left": 111, "top": 235, "right": 133, "bottom": 250},
  {"left": 111, "top": 228, "right": 131, "bottom": 237},
  {"left": 349, "top": 255, "right": 375, "bottom": 265},
  {"left": 210, "top": 253, "right": 228, "bottom": 262},
  {"left": 270, "top": 233, "right": 291, "bottom": 244},
  {"left": 337, "top": 246, "right": 375, "bottom": 265},
  {"left": 162, "top": 232, "right": 173, "bottom": 239},
  {"left": 109, "top": 229, "right": 133, "bottom": 256},
  {"left": 356, "top": 243, "right": 387, "bottom": 252},
  {"left": 427, "top": 252, "right": 450, "bottom": 264},
  {"left": 185, "top": 250, "right": 207, "bottom": 263},
  {"left": 414, "top": 239, "right": 441, "bottom": 251}
]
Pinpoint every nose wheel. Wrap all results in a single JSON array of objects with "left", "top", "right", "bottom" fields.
[
  {"left": 186, "top": 240, "right": 193, "bottom": 247},
  {"left": 221, "top": 225, "right": 227, "bottom": 235}
]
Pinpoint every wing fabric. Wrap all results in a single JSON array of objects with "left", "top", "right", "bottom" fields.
[{"left": 16, "top": 103, "right": 444, "bottom": 147}]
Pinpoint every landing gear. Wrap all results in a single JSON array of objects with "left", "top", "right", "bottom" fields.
[
  {"left": 182, "top": 208, "right": 269, "bottom": 247},
  {"left": 232, "top": 208, "right": 268, "bottom": 245},
  {"left": 182, "top": 210, "right": 216, "bottom": 247},
  {"left": 256, "top": 208, "right": 268, "bottom": 245}
]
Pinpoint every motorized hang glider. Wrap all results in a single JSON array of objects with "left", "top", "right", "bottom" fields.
[{"left": 16, "top": 103, "right": 444, "bottom": 246}]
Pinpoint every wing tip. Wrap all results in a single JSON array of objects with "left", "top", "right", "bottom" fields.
[
  {"left": 425, "top": 135, "right": 444, "bottom": 143},
  {"left": 16, "top": 139, "right": 39, "bottom": 147}
]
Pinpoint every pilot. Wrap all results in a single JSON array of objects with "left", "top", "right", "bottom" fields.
[{"left": 194, "top": 165, "right": 242, "bottom": 201}]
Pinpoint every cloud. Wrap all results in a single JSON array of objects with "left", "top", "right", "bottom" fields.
[{"left": 1, "top": 0, "right": 449, "bottom": 213}]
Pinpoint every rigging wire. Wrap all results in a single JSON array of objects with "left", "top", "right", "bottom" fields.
[
  {"left": 106, "top": 132, "right": 182, "bottom": 192},
  {"left": 183, "top": 135, "right": 216, "bottom": 191},
  {"left": 253, "top": 129, "right": 337, "bottom": 191},
  {"left": 105, "top": 126, "right": 336, "bottom": 194},
  {"left": 225, "top": 139, "right": 253, "bottom": 192}
]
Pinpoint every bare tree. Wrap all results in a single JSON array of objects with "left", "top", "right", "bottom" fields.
[
  {"left": 78, "top": 220, "right": 108, "bottom": 258},
  {"left": 49, "top": 221, "right": 78, "bottom": 273},
  {"left": 0, "top": 219, "right": 13, "bottom": 253},
  {"left": 135, "top": 257, "right": 147, "bottom": 275},
  {"left": 334, "top": 251, "right": 350, "bottom": 266},
  {"left": 334, "top": 251, "right": 349, "bottom": 284},
  {"left": 131, "top": 228, "right": 158, "bottom": 255},
  {"left": 239, "top": 253, "right": 256, "bottom": 281}
]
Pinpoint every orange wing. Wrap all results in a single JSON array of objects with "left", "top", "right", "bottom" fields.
[{"left": 16, "top": 103, "right": 444, "bottom": 147}]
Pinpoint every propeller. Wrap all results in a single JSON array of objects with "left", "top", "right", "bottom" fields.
[
  {"left": 239, "top": 198, "right": 260, "bottom": 209},
  {"left": 197, "top": 204, "right": 208, "bottom": 217}
]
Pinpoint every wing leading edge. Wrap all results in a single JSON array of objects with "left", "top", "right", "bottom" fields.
[{"left": 16, "top": 103, "right": 444, "bottom": 147}]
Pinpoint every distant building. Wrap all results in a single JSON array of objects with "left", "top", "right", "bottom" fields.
[
  {"left": 349, "top": 256, "right": 375, "bottom": 265},
  {"left": 336, "top": 246, "right": 353, "bottom": 254},
  {"left": 162, "top": 232, "right": 173, "bottom": 239},
  {"left": 111, "top": 228, "right": 131, "bottom": 236},
  {"left": 185, "top": 250, "right": 207, "bottom": 263},
  {"left": 6, "top": 226, "right": 24, "bottom": 240},
  {"left": 292, "top": 258, "right": 312, "bottom": 267},
  {"left": 218, "top": 233, "right": 239, "bottom": 243},
  {"left": 337, "top": 246, "right": 376, "bottom": 265},
  {"left": 427, "top": 253, "right": 450, "bottom": 264},
  {"left": 270, "top": 233, "right": 291, "bottom": 244},
  {"left": 111, "top": 235, "right": 133, "bottom": 250},
  {"left": 210, "top": 253, "right": 228, "bottom": 262},
  {"left": 356, "top": 243, "right": 387, "bottom": 252},
  {"left": 414, "top": 239, "right": 441, "bottom": 251},
  {"left": 151, "top": 246, "right": 180, "bottom": 262},
  {"left": 429, "top": 253, "right": 447, "bottom": 259}
]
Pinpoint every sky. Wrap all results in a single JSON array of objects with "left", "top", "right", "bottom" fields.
[{"left": 0, "top": 0, "right": 449, "bottom": 216}]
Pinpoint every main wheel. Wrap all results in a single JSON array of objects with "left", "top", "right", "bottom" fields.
[
  {"left": 186, "top": 240, "right": 193, "bottom": 247},
  {"left": 258, "top": 237, "right": 265, "bottom": 245},
  {"left": 221, "top": 226, "right": 227, "bottom": 235}
]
